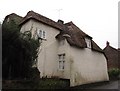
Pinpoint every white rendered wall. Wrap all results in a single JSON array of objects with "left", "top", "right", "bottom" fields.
[
  {"left": 20, "top": 19, "right": 60, "bottom": 77},
  {"left": 69, "top": 47, "right": 109, "bottom": 86},
  {"left": 20, "top": 20, "right": 109, "bottom": 86}
]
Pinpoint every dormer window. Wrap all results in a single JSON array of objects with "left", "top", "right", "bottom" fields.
[
  {"left": 60, "top": 40, "right": 65, "bottom": 46},
  {"left": 85, "top": 38, "right": 91, "bottom": 48}
]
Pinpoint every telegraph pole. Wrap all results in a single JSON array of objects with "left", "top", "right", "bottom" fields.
[{"left": 57, "top": 9, "right": 63, "bottom": 19}]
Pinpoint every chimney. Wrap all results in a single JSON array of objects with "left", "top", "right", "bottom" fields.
[
  {"left": 118, "top": 48, "right": 120, "bottom": 51},
  {"left": 57, "top": 19, "right": 64, "bottom": 24},
  {"left": 106, "top": 41, "right": 110, "bottom": 46}
]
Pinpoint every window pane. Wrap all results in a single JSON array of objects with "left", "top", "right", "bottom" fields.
[
  {"left": 43, "top": 31, "right": 45, "bottom": 39},
  {"left": 63, "top": 54, "right": 65, "bottom": 59},
  {"left": 85, "top": 38, "right": 91, "bottom": 48},
  {"left": 59, "top": 55, "right": 62, "bottom": 60},
  {"left": 39, "top": 30, "right": 42, "bottom": 38},
  {"left": 59, "top": 61, "right": 62, "bottom": 69},
  {"left": 63, "top": 61, "right": 65, "bottom": 69}
]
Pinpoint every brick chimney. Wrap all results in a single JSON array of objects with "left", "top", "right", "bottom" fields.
[
  {"left": 106, "top": 41, "right": 110, "bottom": 46},
  {"left": 57, "top": 19, "right": 64, "bottom": 24}
]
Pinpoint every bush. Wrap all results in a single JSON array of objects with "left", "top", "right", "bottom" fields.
[
  {"left": 108, "top": 68, "right": 120, "bottom": 80},
  {"left": 2, "top": 78, "right": 70, "bottom": 89}
]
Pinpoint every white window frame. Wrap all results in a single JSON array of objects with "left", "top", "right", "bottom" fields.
[
  {"left": 58, "top": 54, "right": 65, "bottom": 70},
  {"left": 85, "top": 38, "right": 91, "bottom": 48},
  {"left": 37, "top": 29, "right": 46, "bottom": 39}
]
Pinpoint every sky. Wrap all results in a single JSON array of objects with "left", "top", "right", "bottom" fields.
[{"left": 0, "top": 0, "right": 119, "bottom": 49}]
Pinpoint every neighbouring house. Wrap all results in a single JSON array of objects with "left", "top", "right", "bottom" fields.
[
  {"left": 2, "top": 13, "right": 23, "bottom": 79},
  {"left": 2, "top": 13, "right": 23, "bottom": 26},
  {"left": 118, "top": 48, "right": 120, "bottom": 69},
  {"left": 19, "top": 11, "right": 109, "bottom": 86},
  {"left": 103, "top": 41, "right": 120, "bottom": 70}
]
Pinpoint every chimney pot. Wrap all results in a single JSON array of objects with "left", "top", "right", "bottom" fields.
[{"left": 106, "top": 41, "right": 110, "bottom": 46}]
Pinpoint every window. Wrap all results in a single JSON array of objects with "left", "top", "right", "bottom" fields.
[
  {"left": 58, "top": 54, "right": 65, "bottom": 70},
  {"left": 60, "top": 40, "right": 65, "bottom": 46},
  {"left": 85, "top": 38, "right": 91, "bottom": 48},
  {"left": 43, "top": 31, "right": 46, "bottom": 39},
  {"left": 39, "top": 30, "right": 42, "bottom": 38},
  {"left": 37, "top": 29, "right": 46, "bottom": 39}
]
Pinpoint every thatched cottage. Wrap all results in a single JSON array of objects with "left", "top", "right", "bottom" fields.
[{"left": 19, "top": 11, "right": 109, "bottom": 86}]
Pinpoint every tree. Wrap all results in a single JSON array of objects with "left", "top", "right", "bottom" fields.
[{"left": 2, "top": 19, "right": 40, "bottom": 79}]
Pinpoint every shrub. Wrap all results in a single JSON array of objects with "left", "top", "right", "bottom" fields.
[
  {"left": 2, "top": 78, "right": 70, "bottom": 89},
  {"left": 108, "top": 68, "right": 120, "bottom": 80}
]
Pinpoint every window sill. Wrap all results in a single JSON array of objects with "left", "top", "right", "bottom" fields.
[{"left": 58, "top": 69, "right": 64, "bottom": 72}]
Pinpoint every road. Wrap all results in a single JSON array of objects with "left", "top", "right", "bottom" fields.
[
  {"left": 71, "top": 80, "right": 120, "bottom": 90},
  {"left": 91, "top": 80, "right": 119, "bottom": 89}
]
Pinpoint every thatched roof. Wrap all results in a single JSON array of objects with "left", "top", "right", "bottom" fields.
[
  {"left": 20, "top": 11, "right": 103, "bottom": 53},
  {"left": 56, "top": 21, "right": 103, "bottom": 52}
]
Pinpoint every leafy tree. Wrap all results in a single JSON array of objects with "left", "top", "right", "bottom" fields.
[{"left": 2, "top": 19, "right": 40, "bottom": 79}]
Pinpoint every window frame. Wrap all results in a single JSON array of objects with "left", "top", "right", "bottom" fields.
[
  {"left": 58, "top": 54, "right": 65, "bottom": 70},
  {"left": 37, "top": 29, "right": 46, "bottom": 40},
  {"left": 85, "top": 38, "right": 91, "bottom": 48}
]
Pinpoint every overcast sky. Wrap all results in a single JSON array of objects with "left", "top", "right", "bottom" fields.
[{"left": 0, "top": 0, "right": 119, "bottom": 49}]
